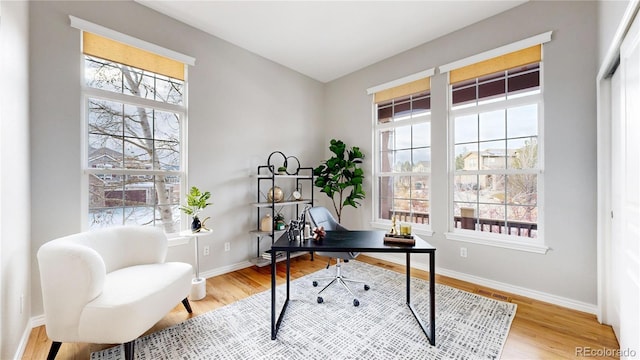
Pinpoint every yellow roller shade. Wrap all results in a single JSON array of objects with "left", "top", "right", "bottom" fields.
[
  {"left": 450, "top": 45, "right": 541, "bottom": 84},
  {"left": 374, "top": 77, "right": 430, "bottom": 104},
  {"left": 83, "top": 32, "right": 185, "bottom": 81}
]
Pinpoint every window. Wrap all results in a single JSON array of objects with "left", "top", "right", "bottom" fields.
[
  {"left": 80, "top": 30, "right": 190, "bottom": 234},
  {"left": 448, "top": 45, "right": 543, "bottom": 244},
  {"left": 371, "top": 73, "right": 433, "bottom": 230}
]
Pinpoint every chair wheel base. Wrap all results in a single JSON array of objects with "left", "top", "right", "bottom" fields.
[
  {"left": 353, "top": 299, "right": 360, "bottom": 307},
  {"left": 364, "top": 284, "right": 370, "bottom": 291},
  {"left": 317, "top": 296, "right": 324, "bottom": 303},
  {"left": 312, "top": 281, "right": 318, "bottom": 287}
]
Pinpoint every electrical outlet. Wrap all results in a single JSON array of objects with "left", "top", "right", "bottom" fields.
[
  {"left": 224, "top": 242, "right": 230, "bottom": 252},
  {"left": 460, "top": 247, "right": 468, "bottom": 258},
  {"left": 203, "top": 246, "right": 210, "bottom": 256}
]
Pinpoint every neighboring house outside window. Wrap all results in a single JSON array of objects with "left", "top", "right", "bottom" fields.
[
  {"left": 370, "top": 73, "right": 433, "bottom": 233},
  {"left": 80, "top": 30, "right": 190, "bottom": 234},
  {"left": 446, "top": 44, "right": 545, "bottom": 250}
]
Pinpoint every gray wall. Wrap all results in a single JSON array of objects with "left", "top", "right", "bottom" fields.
[
  {"left": 326, "top": 1, "right": 599, "bottom": 304},
  {"left": 28, "top": 0, "right": 325, "bottom": 320},
  {"left": 0, "top": 1, "right": 31, "bottom": 358},
  {"left": 598, "top": 0, "right": 631, "bottom": 67}
]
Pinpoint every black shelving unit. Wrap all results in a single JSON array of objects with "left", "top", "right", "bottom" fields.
[{"left": 250, "top": 153, "right": 314, "bottom": 267}]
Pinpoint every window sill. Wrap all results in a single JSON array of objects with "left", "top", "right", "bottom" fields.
[
  {"left": 167, "top": 234, "right": 191, "bottom": 247},
  {"left": 370, "top": 221, "right": 434, "bottom": 237},
  {"left": 445, "top": 230, "right": 548, "bottom": 254}
]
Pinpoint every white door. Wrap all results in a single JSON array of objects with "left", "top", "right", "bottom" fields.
[
  {"left": 617, "top": 12, "right": 640, "bottom": 358},
  {"left": 610, "top": 66, "right": 622, "bottom": 340}
]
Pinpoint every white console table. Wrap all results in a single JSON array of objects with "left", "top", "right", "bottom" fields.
[{"left": 180, "top": 229, "right": 213, "bottom": 300}]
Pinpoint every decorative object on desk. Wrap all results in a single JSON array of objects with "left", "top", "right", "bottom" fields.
[
  {"left": 400, "top": 223, "right": 412, "bottom": 236},
  {"left": 92, "top": 261, "right": 516, "bottom": 360},
  {"left": 303, "top": 223, "right": 311, "bottom": 239},
  {"left": 313, "top": 139, "right": 365, "bottom": 222},
  {"left": 267, "top": 186, "right": 284, "bottom": 202},
  {"left": 312, "top": 226, "right": 326, "bottom": 241},
  {"left": 287, "top": 219, "right": 303, "bottom": 241},
  {"left": 179, "top": 186, "right": 212, "bottom": 233},
  {"left": 383, "top": 233, "right": 416, "bottom": 245},
  {"left": 274, "top": 213, "right": 286, "bottom": 230},
  {"left": 389, "top": 215, "right": 398, "bottom": 235},
  {"left": 260, "top": 213, "right": 273, "bottom": 232}
]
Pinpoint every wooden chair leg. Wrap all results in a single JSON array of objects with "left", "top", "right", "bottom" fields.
[
  {"left": 182, "top": 297, "right": 193, "bottom": 313},
  {"left": 124, "top": 340, "right": 135, "bottom": 360},
  {"left": 46, "top": 341, "right": 62, "bottom": 360}
]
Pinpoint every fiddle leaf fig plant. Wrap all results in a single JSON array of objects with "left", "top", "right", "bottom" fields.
[{"left": 313, "top": 139, "right": 365, "bottom": 222}]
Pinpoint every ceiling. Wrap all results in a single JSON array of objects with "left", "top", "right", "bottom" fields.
[{"left": 136, "top": 1, "right": 527, "bottom": 83}]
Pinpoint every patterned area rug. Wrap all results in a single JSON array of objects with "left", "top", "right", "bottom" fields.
[{"left": 92, "top": 261, "right": 516, "bottom": 360}]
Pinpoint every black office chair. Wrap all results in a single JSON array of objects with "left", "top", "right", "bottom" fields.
[{"left": 307, "top": 206, "right": 370, "bottom": 306}]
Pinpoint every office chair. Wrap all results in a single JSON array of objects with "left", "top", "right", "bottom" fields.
[{"left": 307, "top": 206, "right": 370, "bottom": 306}]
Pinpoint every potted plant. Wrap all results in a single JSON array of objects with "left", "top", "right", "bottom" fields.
[
  {"left": 313, "top": 139, "right": 365, "bottom": 222},
  {"left": 274, "top": 213, "right": 286, "bottom": 230},
  {"left": 180, "top": 186, "right": 212, "bottom": 232}
]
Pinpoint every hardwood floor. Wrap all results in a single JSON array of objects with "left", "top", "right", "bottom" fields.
[{"left": 23, "top": 255, "right": 619, "bottom": 359}]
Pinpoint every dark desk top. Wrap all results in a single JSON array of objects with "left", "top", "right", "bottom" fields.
[{"left": 272, "top": 230, "right": 436, "bottom": 253}]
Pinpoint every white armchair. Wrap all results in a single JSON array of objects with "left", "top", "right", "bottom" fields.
[{"left": 37, "top": 226, "right": 194, "bottom": 360}]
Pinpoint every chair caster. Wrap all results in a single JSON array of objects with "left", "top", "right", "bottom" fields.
[
  {"left": 312, "top": 281, "right": 318, "bottom": 287},
  {"left": 364, "top": 284, "right": 370, "bottom": 291},
  {"left": 317, "top": 296, "right": 324, "bottom": 304},
  {"left": 353, "top": 299, "right": 360, "bottom": 307}
]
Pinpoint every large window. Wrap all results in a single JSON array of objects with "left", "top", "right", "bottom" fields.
[
  {"left": 372, "top": 75, "right": 432, "bottom": 229},
  {"left": 81, "top": 30, "right": 189, "bottom": 234},
  {"left": 449, "top": 46, "right": 542, "bottom": 242}
]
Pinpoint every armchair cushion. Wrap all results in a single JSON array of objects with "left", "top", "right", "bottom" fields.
[{"left": 80, "top": 262, "right": 192, "bottom": 343}]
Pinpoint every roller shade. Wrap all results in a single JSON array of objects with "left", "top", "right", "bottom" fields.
[
  {"left": 374, "top": 77, "right": 431, "bottom": 104},
  {"left": 83, "top": 32, "right": 185, "bottom": 81},
  {"left": 450, "top": 45, "right": 541, "bottom": 84}
]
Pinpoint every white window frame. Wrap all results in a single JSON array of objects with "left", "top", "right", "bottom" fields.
[
  {"left": 368, "top": 69, "right": 435, "bottom": 237},
  {"left": 440, "top": 35, "right": 551, "bottom": 254},
  {"left": 73, "top": 17, "right": 193, "bottom": 237}
]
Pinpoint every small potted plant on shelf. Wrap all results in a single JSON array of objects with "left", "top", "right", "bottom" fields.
[
  {"left": 277, "top": 166, "right": 287, "bottom": 175},
  {"left": 274, "top": 213, "right": 286, "bottom": 230},
  {"left": 180, "top": 186, "right": 212, "bottom": 232}
]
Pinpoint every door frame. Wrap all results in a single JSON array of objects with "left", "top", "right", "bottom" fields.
[{"left": 596, "top": 0, "right": 639, "bottom": 325}]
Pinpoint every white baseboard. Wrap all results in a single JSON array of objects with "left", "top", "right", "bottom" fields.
[
  {"left": 14, "top": 320, "right": 33, "bottom": 360},
  {"left": 366, "top": 253, "right": 598, "bottom": 314},
  {"left": 31, "top": 314, "right": 46, "bottom": 328},
  {"left": 198, "top": 260, "right": 253, "bottom": 279}
]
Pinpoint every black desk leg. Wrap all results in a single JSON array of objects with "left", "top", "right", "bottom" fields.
[
  {"left": 271, "top": 250, "right": 277, "bottom": 340},
  {"left": 429, "top": 251, "right": 436, "bottom": 345},
  {"left": 406, "top": 252, "right": 411, "bottom": 303},
  {"left": 405, "top": 251, "right": 436, "bottom": 346},
  {"left": 286, "top": 251, "right": 291, "bottom": 301}
]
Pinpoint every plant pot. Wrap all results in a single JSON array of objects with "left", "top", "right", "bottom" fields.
[{"left": 191, "top": 216, "right": 201, "bottom": 232}]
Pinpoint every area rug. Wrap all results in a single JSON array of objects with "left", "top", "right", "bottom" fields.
[{"left": 92, "top": 261, "right": 516, "bottom": 360}]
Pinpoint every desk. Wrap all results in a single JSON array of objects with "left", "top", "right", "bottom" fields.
[{"left": 270, "top": 230, "right": 436, "bottom": 345}]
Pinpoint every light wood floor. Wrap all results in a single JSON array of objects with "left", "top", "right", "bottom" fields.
[{"left": 23, "top": 255, "right": 619, "bottom": 359}]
